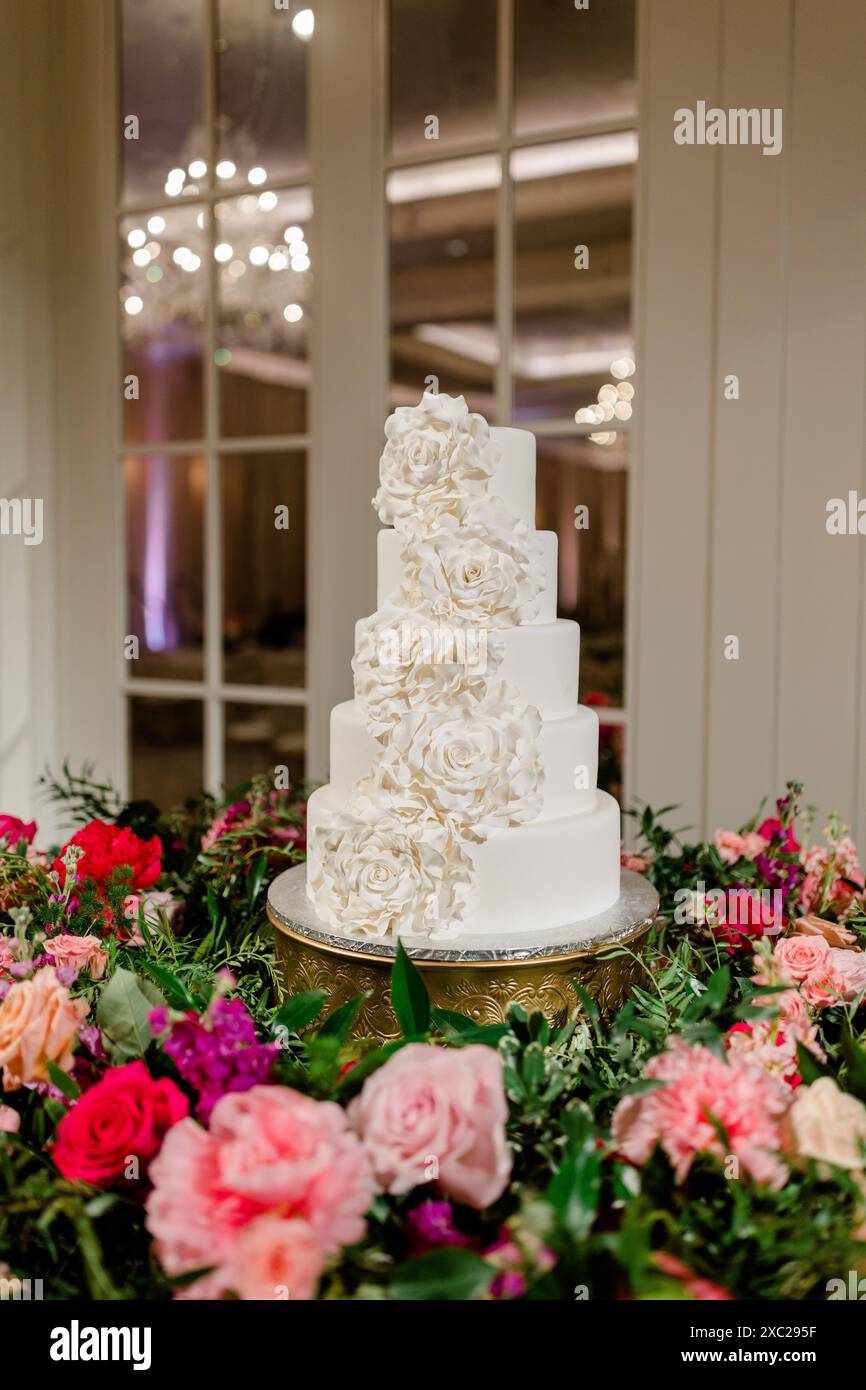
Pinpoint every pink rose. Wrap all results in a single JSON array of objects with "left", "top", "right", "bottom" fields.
[
  {"left": 773, "top": 934, "right": 830, "bottom": 981},
  {"left": 147, "top": 1085, "right": 376, "bottom": 1298},
  {"left": 348, "top": 1043, "right": 512, "bottom": 1209},
  {"left": 46, "top": 934, "right": 108, "bottom": 981},
  {"left": 620, "top": 849, "right": 652, "bottom": 873},
  {"left": 0, "top": 967, "right": 89, "bottom": 1092},
  {"left": 228, "top": 1216, "right": 324, "bottom": 1301},
  {"left": 0, "top": 1104, "right": 20, "bottom": 1134},
  {"left": 714, "top": 829, "right": 766, "bottom": 865},
  {"left": 827, "top": 948, "right": 866, "bottom": 1002},
  {"left": 0, "top": 938, "right": 17, "bottom": 977}
]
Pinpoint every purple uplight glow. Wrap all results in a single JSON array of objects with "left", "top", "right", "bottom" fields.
[{"left": 142, "top": 453, "right": 178, "bottom": 653}]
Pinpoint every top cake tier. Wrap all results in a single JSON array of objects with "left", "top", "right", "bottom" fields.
[{"left": 487, "top": 426, "right": 536, "bottom": 529}]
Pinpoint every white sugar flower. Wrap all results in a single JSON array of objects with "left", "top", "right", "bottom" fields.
[
  {"left": 376, "top": 694, "right": 543, "bottom": 835},
  {"left": 373, "top": 392, "right": 496, "bottom": 531},
  {"left": 401, "top": 497, "right": 544, "bottom": 626},
  {"left": 307, "top": 798, "right": 472, "bottom": 940},
  {"left": 352, "top": 605, "right": 503, "bottom": 739}
]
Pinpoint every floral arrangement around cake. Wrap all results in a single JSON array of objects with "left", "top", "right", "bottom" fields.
[
  {"left": 308, "top": 393, "right": 546, "bottom": 940},
  {"left": 1, "top": 772, "right": 866, "bottom": 1300}
]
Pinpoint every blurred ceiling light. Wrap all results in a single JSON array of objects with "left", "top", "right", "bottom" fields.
[
  {"left": 228, "top": 259, "right": 246, "bottom": 278},
  {"left": 510, "top": 131, "right": 637, "bottom": 182},
  {"left": 132, "top": 248, "right": 151, "bottom": 267},
  {"left": 290, "top": 253, "right": 311, "bottom": 272},
  {"left": 172, "top": 246, "right": 191, "bottom": 266},
  {"left": 144, "top": 241, "right": 161, "bottom": 258},
  {"left": 387, "top": 154, "right": 500, "bottom": 204},
  {"left": 146, "top": 215, "right": 166, "bottom": 235},
  {"left": 196, "top": 212, "right": 206, "bottom": 229},
  {"left": 283, "top": 303, "right": 304, "bottom": 322},
  {"left": 216, "top": 160, "right": 236, "bottom": 180},
  {"left": 239, "top": 195, "right": 259, "bottom": 214},
  {"left": 610, "top": 356, "right": 636, "bottom": 379},
  {"left": 249, "top": 245, "right": 270, "bottom": 266},
  {"left": 269, "top": 250, "right": 289, "bottom": 270},
  {"left": 127, "top": 228, "right": 146, "bottom": 248},
  {"left": 258, "top": 191, "right": 278, "bottom": 211},
  {"left": 145, "top": 266, "right": 162, "bottom": 283},
  {"left": 188, "top": 159, "right": 207, "bottom": 178},
  {"left": 293, "top": 240, "right": 309, "bottom": 256},
  {"left": 124, "top": 295, "right": 144, "bottom": 315},
  {"left": 248, "top": 166, "right": 268, "bottom": 186},
  {"left": 182, "top": 252, "right": 201, "bottom": 272},
  {"left": 214, "top": 242, "right": 234, "bottom": 262},
  {"left": 292, "top": 8, "right": 314, "bottom": 40},
  {"left": 284, "top": 225, "right": 304, "bottom": 244}
]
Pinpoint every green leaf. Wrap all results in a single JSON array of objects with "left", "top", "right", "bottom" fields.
[
  {"left": 391, "top": 1249, "right": 492, "bottom": 1301},
  {"left": 272, "top": 989, "right": 328, "bottom": 1037},
  {"left": 547, "top": 1143, "right": 601, "bottom": 1243},
  {"left": 840, "top": 1017, "right": 866, "bottom": 1102},
  {"left": 391, "top": 941, "right": 430, "bottom": 1037},
  {"left": 96, "top": 967, "right": 163, "bottom": 1062},
  {"left": 317, "top": 992, "right": 370, "bottom": 1045},
  {"left": 795, "top": 1041, "right": 829, "bottom": 1086},
  {"left": 430, "top": 1006, "right": 477, "bottom": 1035},
  {"left": 569, "top": 979, "right": 600, "bottom": 1024},
  {"left": 246, "top": 853, "right": 269, "bottom": 907},
  {"left": 141, "top": 960, "right": 198, "bottom": 1012},
  {"left": 333, "top": 1040, "right": 408, "bottom": 1095},
  {"left": 46, "top": 1060, "right": 80, "bottom": 1101}
]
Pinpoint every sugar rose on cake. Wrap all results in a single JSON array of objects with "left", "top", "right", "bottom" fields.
[
  {"left": 376, "top": 695, "right": 543, "bottom": 837},
  {"left": 307, "top": 796, "right": 473, "bottom": 940},
  {"left": 400, "top": 497, "right": 544, "bottom": 627},
  {"left": 373, "top": 391, "right": 496, "bottom": 531},
  {"left": 352, "top": 603, "right": 503, "bottom": 740}
]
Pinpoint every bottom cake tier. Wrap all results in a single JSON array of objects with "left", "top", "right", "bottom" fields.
[{"left": 305, "top": 786, "right": 622, "bottom": 939}]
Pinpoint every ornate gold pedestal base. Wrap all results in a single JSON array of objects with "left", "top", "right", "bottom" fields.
[{"left": 269, "top": 867, "right": 658, "bottom": 1043}]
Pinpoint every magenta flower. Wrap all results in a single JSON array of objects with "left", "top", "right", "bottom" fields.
[{"left": 159, "top": 997, "right": 279, "bottom": 1122}]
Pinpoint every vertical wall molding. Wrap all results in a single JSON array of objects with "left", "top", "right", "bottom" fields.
[
  {"left": 631, "top": 0, "right": 866, "bottom": 841},
  {"left": 308, "top": 0, "right": 387, "bottom": 778}
]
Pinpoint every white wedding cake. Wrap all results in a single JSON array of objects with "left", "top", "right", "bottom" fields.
[{"left": 306, "top": 392, "right": 621, "bottom": 942}]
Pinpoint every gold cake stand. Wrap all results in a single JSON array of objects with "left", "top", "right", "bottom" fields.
[{"left": 268, "top": 865, "right": 659, "bottom": 1043}]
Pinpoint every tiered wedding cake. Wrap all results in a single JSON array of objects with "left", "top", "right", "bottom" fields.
[{"left": 306, "top": 392, "right": 621, "bottom": 942}]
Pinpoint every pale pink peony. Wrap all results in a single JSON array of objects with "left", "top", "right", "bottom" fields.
[
  {"left": 800, "top": 947, "right": 866, "bottom": 1008},
  {"left": 348, "top": 1043, "right": 511, "bottom": 1209},
  {"left": 611, "top": 1036, "right": 790, "bottom": 1188},
  {"left": 228, "top": 1216, "right": 324, "bottom": 1301},
  {"left": 714, "top": 829, "right": 766, "bottom": 865},
  {"left": 146, "top": 1084, "right": 376, "bottom": 1298},
  {"left": 620, "top": 848, "right": 652, "bottom": 873},
  {"left": 46, "top": 934, "right": 108, "bottom": 981},
  {"left": 772, "top": 934, "right": 830, "bottom": 982},
  {"left": 784, "top": 1077, "right": 866, "bottom": 1171}
]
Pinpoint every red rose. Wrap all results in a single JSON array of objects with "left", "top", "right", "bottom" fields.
[
  {"left": 53, "top": 820, "right": 162, "bottom": 892},
  {"left": 52, "top": 1060, "right": 188, "bottom": 1186}
]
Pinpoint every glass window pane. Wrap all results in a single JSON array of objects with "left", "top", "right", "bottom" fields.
[
  {"left": 216, "top": 188, "right": 312, "bottom": 436},
  {"left": 217, "top": 0, "right": 309, "bottom": 188},
  {"left": 514, "top": 0, "right": 637, "bottom": 139},
  {"left": 222, "top": 453, "right": 306, "bottom": 688},
  {"left": 125, "top": 453, "right": 205, "bottom": 679},
  {"left": 512, "top": 136, "right": 635, "bottom": 424},
  {"left": 389, "top": 156, "right": 498, "bottom": 418},
  {"left": 534, "top": 434, "right": 627, "bottom": 706},
  {"left": 389, "top": 0, "right": 498, "bottom": 158},
  {"left": 129, "top": 697, "right": 204, "bottom": 806},
  {"left": 121, "top": 205, "right": 207, "bottom": 443},
  {"left": 224, "top": 702, "right": 306, "bottom": 792},
  {"left": 120, "top": 0, "right": 206, "bottom": 204}
]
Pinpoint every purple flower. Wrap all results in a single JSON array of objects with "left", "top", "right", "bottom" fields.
[
  {"left": 405, "top": 1201, "right": 473, "bottom": 1253},
  {"left": 161, "top": 997, "right": 278, "bottom": 1122}
]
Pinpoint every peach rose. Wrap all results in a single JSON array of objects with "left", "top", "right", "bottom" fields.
[
  {"left": 714, "top": 829, "right": 766, "bottom": 865},
  {"left": 794, "top": 914, "right": 858, "bottom": 950},
  {"left": 47, "top": 934, "right": 108, "bottom": 981},
  {"left": 0, "top": 967, "right": 88, "bottom": 1092},
  {"left": 772, "top": 934, "right": 830, "bottom": 982},
  {"left": 348, "top": 1043, "right": 511, "bottom": 1209},
  {"left": 228, "top": 1216, "right": 324, "bottom": 1301},
  {"left": 785, "top": 1077, "right": 866, "bottom": 1171}
]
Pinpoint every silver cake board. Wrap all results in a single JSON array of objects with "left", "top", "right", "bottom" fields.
[{"left": 267, "top": 864, "right": 660, "bottom": 963}]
